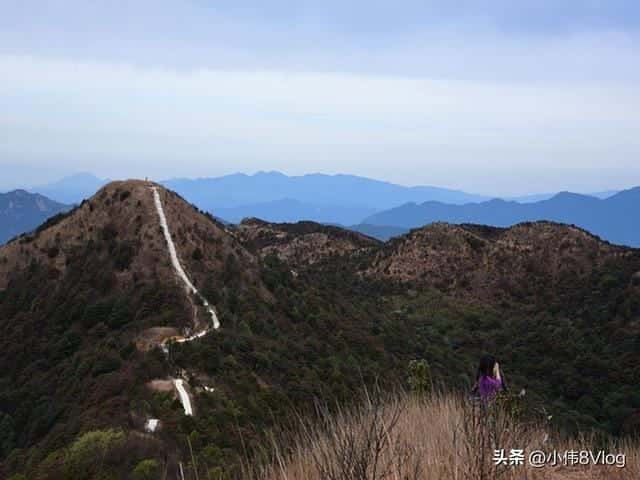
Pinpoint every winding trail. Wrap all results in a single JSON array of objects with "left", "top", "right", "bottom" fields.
[
  {"left": 152, "top": 186, "right": 220, "bottom": 330},
  {"left": 151, "top": 186, "right": 220, "bottom": 416},
  {"left": 174, "top": 379, "right": 193, "bottom": 416}
]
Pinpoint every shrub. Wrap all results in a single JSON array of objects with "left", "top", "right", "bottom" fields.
[
  {"left": 43, "top": 428, "right": 127, "bottom": 479},
  {"left": 91, "top": 354, "right": 121, "bottom": 376},
  {"left": 132, "top": 459, "right": 160, "bottom": 480},
  {"left": 112, "top": 242, "right": 136, "bottom": 271},
  {"left": 0, "top": 412, "right": 15, "bottom": 459},
  {"left": 100, "top": 223, "right": 118, "bottom": 242},
  {"left": 407, "top": 359, "right": 432, "bottom": 395}
]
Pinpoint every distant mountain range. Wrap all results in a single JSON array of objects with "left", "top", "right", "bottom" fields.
[
  {"left": 27, "top": 171, "right": 621, "bottom": 209},
  {"left": 504, "top": 190, "right": 618, "bottom": 203},
  {"left": 0, "top": 190, "right": 71, "bottom": 244},
  {"left": 28, "top": 172, "right": 489, "bottom": 224},
  {"left": 12, "top": 171, "right": 638, "bottom": 246},
  {"left": 162, "top": 171, "right": 490, "bottom": 210},
  {"left": 363, "top": 187, "right": 640, "bottom": 247},
  {"left": 214, "top": 198, "right": 377, "bottom": 225},
  {"left": 33, "top": 172, "right": 109, "bottom": 204}
]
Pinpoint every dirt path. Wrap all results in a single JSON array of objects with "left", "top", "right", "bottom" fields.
[
  {"left": 152, "top": 186, "right": 219, "bottom": 330},
  {"left": 150, "top": 185, "right": 221, "bottom": 417},
  {"left": 174, "top": 379, "right": 193, "bottom": 416}
]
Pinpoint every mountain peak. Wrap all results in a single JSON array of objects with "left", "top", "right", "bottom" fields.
[
  {"left": 5, "top": 188, "right": 30, "bottom": 196},
  {"left": 253, "top": 170, "right": 287, "bottom": 178},
  {"left": 368, "top": 220, "right": 629, "bottom": 299},
  {"left": 95, "top": 178, "right": 159, "bottom": 194},
  {"left": 0, "top": 179, "right": 263, "bottom": 294},
  {"left": 549, "top": 191, "right": 597, "bottom": 201},
  {"left": 66, "top": 172, "right": 105, "bottom": 181},
  {"left": 34, "top": 172, "right": 109, "bottom": 204}
]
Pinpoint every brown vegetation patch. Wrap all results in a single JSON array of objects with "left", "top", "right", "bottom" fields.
[
  {"left": 146, "top": 379, "right": 175, "bottom": 393},
  {"left": 136, "top": 327, "right": 181, "bottom": 351},
  {"left": 237, "top": 218, "right": 379, "bottom": 267},
  {"left": 366, "top": 221, "right": 639, "bottom": 303}
]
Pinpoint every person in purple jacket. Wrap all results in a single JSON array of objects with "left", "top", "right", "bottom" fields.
[{"left": 475, "top": 354, "right": 506, "bottom": 400}]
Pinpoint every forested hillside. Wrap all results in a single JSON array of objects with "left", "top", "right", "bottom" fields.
[{"left": 1, "top": 181, "right": 639, "bottom": 479}]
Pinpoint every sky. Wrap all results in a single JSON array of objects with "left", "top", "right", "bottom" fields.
[{"left": 1, "top": 1, "right": 639, "bottom": 195}]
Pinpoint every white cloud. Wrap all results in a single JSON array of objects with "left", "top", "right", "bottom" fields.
[{"left": 1, "top": 54, "right": 639, "bottom": 194}]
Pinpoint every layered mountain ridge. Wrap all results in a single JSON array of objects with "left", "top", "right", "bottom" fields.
[
  {"left": 363, "top": 187, "right": 640, "bottom": 246},
  {"left": 0, "top": 190, "right": 71, "bottom": 245},
  {"left": 12, "top": 172, "right": 638, "bottom": 247}
]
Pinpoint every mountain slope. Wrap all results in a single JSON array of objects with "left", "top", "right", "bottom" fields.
[
  {"left": 0, "top": 180, "right": 269, "bottom": 475},
  {"left": 0, "top": 190, "right": 71, "bottom": 244},
  {"left": 257, "top": 392, "right": 640, "bottom": 480},
  {"left": 0, "top": 180, "right": 262, "bottom": 293},
  {"left": 363, "top": 187, "right": 640, "bottom": 247},
  {"left": 365, "top": 221, "right": 634, "bottom": 302},
  {"left": 0, "top": 181, "right": 406, "bottom": 478},
  {"left": 237, "top": 218, "right": 380, "bottom": 267},
  {"left": 357, "top": 221, "right": 640, "bottom": 437}
]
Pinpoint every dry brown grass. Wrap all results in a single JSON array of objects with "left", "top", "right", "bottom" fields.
[
  {"left": 365, "top": 222, "right": 630, "bottom": 303},
  {"left": 247, "top": 392, "right": 639, "bottom": 480}
]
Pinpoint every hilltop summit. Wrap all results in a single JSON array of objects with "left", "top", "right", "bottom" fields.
[
  {"left": 0, "top": 180, "right": 263, "bottom": 294},
  {"left": 366, "top": 221, "right": 636, "bottom": 302}
]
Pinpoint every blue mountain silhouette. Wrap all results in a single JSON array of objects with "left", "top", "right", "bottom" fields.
[{"left": 363, "top": 187, "right": 640, "bottom": 247}]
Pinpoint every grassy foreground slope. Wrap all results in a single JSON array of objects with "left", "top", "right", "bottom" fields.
[{"left": 250, "top": 392, "right": 640, "bottom": 480}]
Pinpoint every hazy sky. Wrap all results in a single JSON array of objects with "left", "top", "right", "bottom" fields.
[{"left": 1, "top": 1, "right": 639, "bottom": 195}]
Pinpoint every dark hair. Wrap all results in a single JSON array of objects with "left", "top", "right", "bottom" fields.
[{"left": 477, "top": 354, "right": 496, "bottom": 380}]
